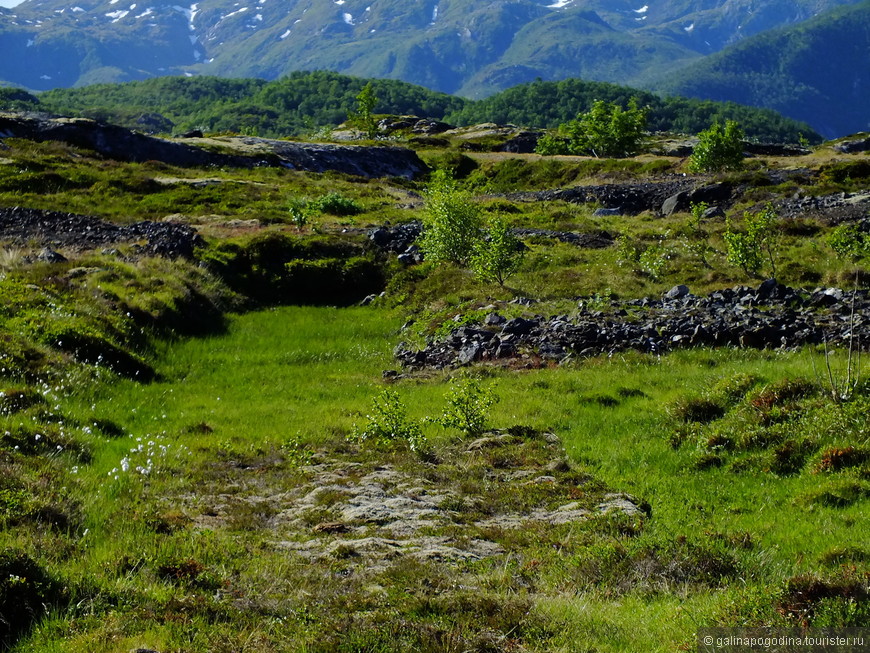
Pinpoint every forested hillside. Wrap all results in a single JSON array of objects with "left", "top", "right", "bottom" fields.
[
  {"left": 19, "top": 72, "right": 821, "bottom": 143},
  {"left": 653, "top": 0, "right": 870, "bottom": 138}
]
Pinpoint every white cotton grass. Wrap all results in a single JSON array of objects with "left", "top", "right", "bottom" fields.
[{"left": 106, "top": 432, "right": 191, "bottom": 481}]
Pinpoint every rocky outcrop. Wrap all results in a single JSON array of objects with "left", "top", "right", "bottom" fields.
[
  {"left": 0, "top": 114, "right": 429, "bottom": 179},
  {"left": 0, "top": 114, "right": 246, "bottom": 167},
  {"left": 503, "top": 179, "right": 698, "bottom": 215},
  {"left": 834, "top": 135, "right": 870, "bottom": 154},
  {"left": 395, "top": 280, "right": 870, "bottom": 370},
  {"left": 0, "top": 206, "right": 204, "bottom": 258},
  {"left": 238, "top": 137, "right": 427, "bottom": 179}
]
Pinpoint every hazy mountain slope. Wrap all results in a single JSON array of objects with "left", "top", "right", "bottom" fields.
[
  {"left": 1, "top": 0, "right": 863, "bottom": 96},
  {"left": 653, "top": 0, "right": 870, "bottom": 138}
]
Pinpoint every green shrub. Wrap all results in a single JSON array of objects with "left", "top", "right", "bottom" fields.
[
  {"left": 724, "top": 203, "right": 780, "bottom": 278},
  {"left": 419, "top": 170, "right": 483, "bottom": 266},
  {"left": 471, "top": 217, "right": 525, "bottom": 286},
  {"left": 828, "top": 223, "right": 869, "bottom": 260},
  {"left": 287, "top": 196, "right": 312, "bottom": 229},
  {"left": 310, "top": 192, "right": 363, "bottom": 216},
  {"left": 533, "top": 133, "right": 570, "bottom": 156},
  {"left": 689, "top": 120, "right": 745, "bottom": 173},
  {"left": 433, "top": 377, "right": 497, "bottom": 437},
  {"left": 680, "top": 202, "right": 714, "bottom": 268},
  {"left": 351, "top": 389, "right": 425, "bottom": 451},
  {"left": 536, "top": 99, "right": 648, "bottom": 158}
]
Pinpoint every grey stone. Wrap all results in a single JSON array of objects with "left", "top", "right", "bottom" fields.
[{"left": 665, "top": 284, "right": 690, "bottom": 300}]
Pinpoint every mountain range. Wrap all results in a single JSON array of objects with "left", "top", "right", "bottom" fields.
[{"left": 1, "top": 0, "right": 868, "bottom": 137}]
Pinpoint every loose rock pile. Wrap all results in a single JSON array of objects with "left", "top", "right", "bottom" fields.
[
  {"left": 0, "top": 206, "right": 204, "bottom": 258},
  {"left": 395, "top": 280, "right": 870, "bottom": 370}
]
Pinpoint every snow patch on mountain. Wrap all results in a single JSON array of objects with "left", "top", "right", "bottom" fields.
[
  {"left": 135, "top": 8, "right": 153, "bottom": 18},
  {"left": 71, "top": 6, "right": 85, "bottom": 11},
  {"left": 431, "top": 4, "right": 438, "bottom": 22},
  {"left": 633, "top": 5, "right": 647, "bottom": 12},
  {"left": 105, "top": 9, "right": 129, "bottom": 21},
  {"left": 546, "top": 0, "right": 572, "bottom": 9},
  {"left": 280, "top": 28, "right": 291, "bottom": 38},
  {"left": 342, "top": 11, "right": 353, "bottom": 24},
  {"left": 221, "top": 6, "right": 248, "bottom": 19},
  {"left": 684, "top": 22, "right": 694, "bottom": 32},
  {"left": 172, "top": 3, "right": 199, "bottom": 29}
]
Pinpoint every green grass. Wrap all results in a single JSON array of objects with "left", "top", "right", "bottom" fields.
[
  {"left": 5, "top": 305, "right": 866, "bottom": 652},
  {"left": 2, "top": 132, "right": 870, "bottom": 652}
]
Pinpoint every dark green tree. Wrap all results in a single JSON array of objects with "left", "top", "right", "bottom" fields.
[
  {"left": 536, "top": 99, "right": 648, "bottom": 158},
  {"left": 689, "top": 120, "right": 745, "bottom": 172}
]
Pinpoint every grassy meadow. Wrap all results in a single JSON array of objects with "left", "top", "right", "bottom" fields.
[{"left": 0, "top": 129, "right": 868, "bottom": 652}]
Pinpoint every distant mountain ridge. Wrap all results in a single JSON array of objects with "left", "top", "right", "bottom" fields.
[
  {"left": 0, "top": 0, "right": 866, "bottom": 136},
  {"left": 651, "top": 0, "right": 870, "bottom": 138}
]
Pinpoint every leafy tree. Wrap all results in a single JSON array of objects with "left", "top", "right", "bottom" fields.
[
  {"left": 689, "top": 120, "right": 745, "bottom": 173},
  {"left": 419, "top": 171, "right": 483, "bottom": 266},
  {"left": 348, "top": 81, "right": 379, "bottom": 139},
  {"left": 536, "top": 99, "right": 648, "bottom": 158},
  {"left": 724, "top": 203, "right": 780, "bottom": 278},
  {"left": 471, "top": 217, "right": 525, "bottom": 286}
]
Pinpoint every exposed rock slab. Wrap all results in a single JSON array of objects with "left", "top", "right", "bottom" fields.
[
  {"left": 0, "top": 114, "right": 429, "bottom": 179},
  {"left": 187, "top": 429, "right": 643, "bottom": 574}
]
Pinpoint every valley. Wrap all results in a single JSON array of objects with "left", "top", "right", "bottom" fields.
[{"left": 0, "top": 112, "right": 868, "bottom": 651}]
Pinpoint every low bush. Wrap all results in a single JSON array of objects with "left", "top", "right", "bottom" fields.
[
  {"left": 310, "top": 192, "right": 363, "bottom": 216},
  {"left": 432, "top": 376, "right": 497, "bottom": 437},
  {"left": 351, "top": 389, "right": 426, "bottom": 451},
  {"left": 0, "top": 551, "right": 63, "bottom": 647}
]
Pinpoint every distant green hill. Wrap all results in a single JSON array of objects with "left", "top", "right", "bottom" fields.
[
  {"left": 35, "top": 73, "right": 465, "bottom": 137},
  {"left": 24, "top": 72, "right": 820, "bottom": 143},
  {"left": 443, "top": 79, "right": 821, "bottom": 142},
  {"left": 652, "top": 1, "right": 870, "bottom": 138}
]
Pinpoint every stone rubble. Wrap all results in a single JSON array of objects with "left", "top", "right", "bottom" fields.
[{"left": 395, "top": 280, "right": 870, "bottom": 370}]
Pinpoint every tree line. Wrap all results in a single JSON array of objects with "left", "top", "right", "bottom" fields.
[{"left": 1, "top": 71, "right": 820, "bottom": 143}]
